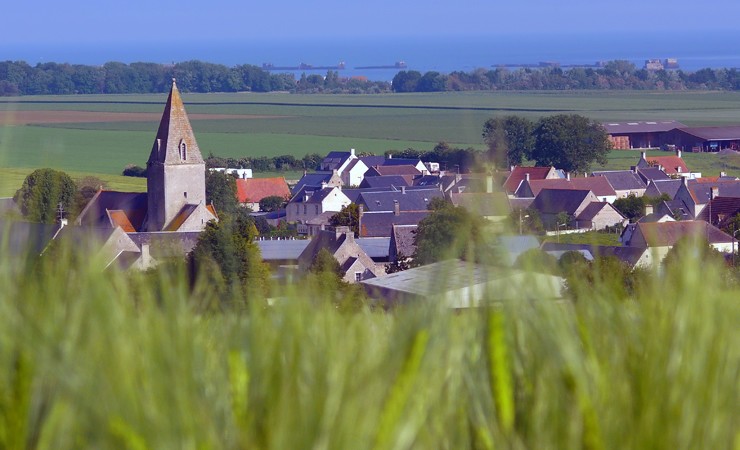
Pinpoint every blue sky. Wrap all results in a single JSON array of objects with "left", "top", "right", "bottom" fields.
[{"left": 3, "top": 0, "right": 739, "bottom": 45}]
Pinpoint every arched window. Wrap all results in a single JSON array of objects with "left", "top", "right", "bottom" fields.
[{"left": 179, "top": 140, "right": 187, "bottom": 160}]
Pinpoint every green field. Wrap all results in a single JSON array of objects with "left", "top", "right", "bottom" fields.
[{"left": 2, "top": 90, "right": 740, "bottom": 190}]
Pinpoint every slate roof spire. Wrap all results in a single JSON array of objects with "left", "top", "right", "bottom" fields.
[{"left": 147, "top": 79, "right": 204, "bottom": 165}]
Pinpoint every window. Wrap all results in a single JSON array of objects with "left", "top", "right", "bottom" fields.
[
  {"left": 355, "top": 272, "right": 362, "bottom": 282},
  {"left": 179, "top": 140, "right": 187, "bottom": 160}
]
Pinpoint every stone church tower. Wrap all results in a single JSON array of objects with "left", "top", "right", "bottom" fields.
[{"left": 146, "top": 80, "right": 207, "bottom": 231}]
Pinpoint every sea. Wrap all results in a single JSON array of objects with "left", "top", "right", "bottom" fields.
[{"left": 3, "top": 31, "right": 740, "bottom": 82}]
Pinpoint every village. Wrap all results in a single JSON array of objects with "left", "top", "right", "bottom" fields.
[{"left": 3, "top": 81, "right": 740, "bottom": 308}]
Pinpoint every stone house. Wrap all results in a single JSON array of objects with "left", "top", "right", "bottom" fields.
[
  {"left": 298, "top": 226, "right": 382, "bottom": 283},
  {"left": 286, "top": 185, "right": 351, "bottom": 234}
]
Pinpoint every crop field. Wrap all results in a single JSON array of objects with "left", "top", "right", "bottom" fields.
[{"left": 2, "top": 90, "right": 740, "bottom": 185}]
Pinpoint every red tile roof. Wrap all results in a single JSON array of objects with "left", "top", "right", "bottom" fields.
[
  {"left": 504, "top": 166, "right": 555, "bottom": 193},
  {"left": 236, "top": 177, "right": 291, "bottom": 204},
  {"left": 107, "top": 210, "right": 136, "bottom": 233},
  {"left": 646, "top": 156, "right": 689, "bottom": 175}
]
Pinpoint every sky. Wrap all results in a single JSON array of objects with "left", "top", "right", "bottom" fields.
[{"left": 3, "top": 0, "right": 739, "bottom": 45}]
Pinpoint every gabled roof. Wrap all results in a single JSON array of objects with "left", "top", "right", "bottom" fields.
[
  {"left": 657, "top": 199, "right": 694, "bottom": 221},
  {"left": 163, "top": 204, "right": 199, "bottom": 231},
  {"left": 686, "top": 180, "right": 740, "bottom": 204},
  {"left": 695, "top": 196, "right": 740, "bottom": 226},
  {"left": 359, "top": 156, "right": 386, "bottom": 167},
  {"left": 675, "top": 126, "right": 740, "bottom": 141},
  {"left": 540, "top": 242, "right": 648, "bottom": 267},
  {"left": 147, "top": 80, "right": 204, "bottom": 165},
  {"left": 450, "top": 192, "right": 511, "bottom": 217},
  {"left": 127, "top": 231, "right": 203, "bottom": 258},
  {"left": 592, "top": 171, "right": 646, "bottom": 191},
  {"left": 390, "top": 224, "right": 418, "bottom": 258},
  {"left": 236, "top": 177, "right": 290, "bottom": 203},
  {"left": 645, "top": 179, "right": 682, "bottom": 199},
  {"left": 108, "top": 210, "right": 136, "bottom": 233},
  {"left": 636, "top": 167, "right": 671, "bottom": 183},
  {"left": 360, "top": 211, "right": 429, "bottom": 237},
  {"left": 356, "top": 237, "right": 391, "bottom": 259},
  {"left": 321, "top": 151, "right": 353, "bottom": 170},
  {"left": 531, "top": 189, "right": 594, "bottom": 215},
  {"left": 638, "top": 155, "right": 689, "bottom": 175},
  {"left": 602, "top": 120, "right": 685, "bottom": 134},
  {"left": 365, "top": 165, "right": 422, "bottom": 177},
  {"left": 0, "top": 219, "right": 60, "bottom": 256},
  {"left": 413, "top": 175, "right": 442, "bottom": 187},
  {"left": 519, "top": 177, "right": 616, "bottom": 198},
  {"left": 255, "top": 239, "right": 311, "bottom": 261},
  {"left": 76, "top": 190, "right": 148, "bottom": 231},
  {"left": 359, "top": 175, "right": 410, "bottom": 189},
  {"left": 634, "top": 221, "right": 734, "bottom": 247},
  {"left": 358, "top": 189, "right": 443, "bottom": 212},
  {"left": 576, "top": 202, "right": 614, "bottom": 222},
  {"left": 290, "top": 185, "right": 347, "bottom": 204},
  {"left": 504, "top": 166, "right": 556, "bottom": 193}
]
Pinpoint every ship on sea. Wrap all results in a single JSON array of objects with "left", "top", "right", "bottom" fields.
[
  {"left": 262, "top": 62, "right": 345, "bottom": 71},
  {"left": 355, "top": 61, "right": 408, "bottom": 70}
]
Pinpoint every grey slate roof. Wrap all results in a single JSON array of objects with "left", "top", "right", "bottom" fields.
[
  {"left": 636, "top": 167, "right": 671, "bottom": 183},
  {"left": 321, "top": 151, "right": 352, "bottom": 170},
  {"left": 644, "top": 179, "right": 682, "bottom": 199},
  {"left": 358, "top": 189, "right": 443, "bottom": 212},
  {"left": 76, "top": 191, "right": 148, "bottom": 230},
  {"left": 0, "top": 219, "right": 60, "bottom": 256},
  {"left": 292, "top": 172, "right": 334, "bottom": 195},
  {"left": 539, "top": 243, "right": 647, "bottom": 267},
  {"left": 592, "top": 171, "right": 646, "bottom": 191},
  {"left": 576, "top": 202, "right": 610, "bottom": 221},
  {"left": 360, "top": 211, "right": 430, "bottom": 237},
  {"left": 255, "top": 239, "right": 310, "bottom": 261},
  {"left": 413, "top": 175, "right": 442, "bottom": 187},
  {"left": 291, "top": 185, "right": 339, "bottom": 204},
  {"left": 531, "top": 189, "right": 592, "bottom": 215},
  {"left": 391, "top": 224, "right": 418, "bottom": 259},
  {"left": 359, "top": 175, "right": 410, "bottom": 189},
  {"left": 356, "top": 237, "right": 391, "bottom": 259}
]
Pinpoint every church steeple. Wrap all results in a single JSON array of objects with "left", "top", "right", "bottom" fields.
[
  {"left": 145, "top": 79, "right": 207, "bottom": 231},
  {"left": 147, "top": 79, "right": 204, "bottom": 165}
]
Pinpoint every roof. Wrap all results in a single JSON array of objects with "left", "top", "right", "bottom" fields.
[
  {"left": 76, "top": 190, "right": 148, "bottom": 231},
  {"left": 361, "top": 259, "right": 565, "bottom": 308},
  {"left": 520, "top": 176, "right": 616, "bottom": 198},
  {"left": 163, "top": 204, "right": 199, "bottom": 231},
  {"left": 359, "top": 156, "right": 386, "bottom": 167},
  {"left": 359, "top": 175, "right": 410, "bottom": 189},
  {"left": 108, "top": 210, "right": 136, "bottom": 233},
  {"left": 236, "top": 177, "right": 290, "bottom": 204},
  {"left": 306, "top": 211, "right": 336, "bottom": 226},
  {"left": 290, "top": 185, "right": 346, "bottom": 204},
  {"left": 0, "top": 219, "right": 60, "bottom": 256},
  {"left": 391, "top": 224, "right": 418, "bottom": 258},
  {"left": 634, "top": 221, "right": 734, "bottom": 247},
  {"left": 412, "top": 175, "right": 442, "bottom": 187},
  {"left": 450, "top": 192, "right": 511, "bottom": 217},
  {"left": 147, "top": 80, "right": 204, "bottom": 165},
  {"left": 508, "top": 198, "right": 534, "bottom": 210},
  {"left": 657, "top": 199, "right": 694, "bottom": 220},
  {"left": 297, "top": 228, "right": 374, "bottom": 272},
  {"left": 592, "top": 171, "right": 646, "bottom": 191},
  {"left": 356, "top": 237, "right": 391, "bottom": 259},
  {"left": 255, "top": 239, "right": 310, "bottom": 261},
  {"left": 497, "top": 235, "right": 541, "bottom": 266},
  {"left": 360, "top": 211, "right": 429, "bottom": 237},
  {"left": 504, "top": 166, "right": 555, "bottom": 193},
  {"left": 687, "top": 180, "right": 740, "bottom": 204},
  {"left": 602, "top": 120, "right": 685, "bottom": 134},
  {"left": 638, "top": 154, "right": 689, "bottom": 175},
  {"left": 576, "top": 202, "right": 613, "bottom": 221},
  {"left": 127, "top": 231, "right": 203, "bottom": 258},
  {"left": 675, "top": 125, "right": 740, "bottom": 141},
  {"left": 321, "top": 151, "right": 353, "bottom": 170},
  {"left": 695, "top": 196, "right": 740, "bottom": 226},
  {"left": 540, "top": 243, "right": 647, "bottom": 267},
  {"left": 636, "top": 167, "right": 671, "bottom": 183},
  {"left": 291, "top": 172, "right": 335, "bottom": 195},
  {"left": 531, "top": 189, "right": 594, "bottom": 215},
  {"left": 365, "top": 165, "right": 422, "bottom": 177},
  {"left": 358, "top": 189, "right": 443, "bottom": 212},
  {"left": 645, "top": 179, "right": 682, "bottom": 199}
]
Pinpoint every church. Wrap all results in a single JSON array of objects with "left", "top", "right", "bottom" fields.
[{"left": 72, "top": 80, "right": 218, "bottom": 269}]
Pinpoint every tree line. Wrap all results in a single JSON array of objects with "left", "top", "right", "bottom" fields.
[
  {"left": 392, "top": 61, "right": 740, "bottom": 92},
  {"left": 0, "top": 61, "right": 390, "bottom": 96}
]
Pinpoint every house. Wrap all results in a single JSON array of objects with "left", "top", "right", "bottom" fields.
[
  {"left": 286, "top": 185, "right": 351, "bottom": 233},
  {"left": 602, "top": 120, "right": 685, "bottom": 149},
  {"left": 644, "top": 179, "right": 683, "bottom": 200},
  {"left": 621, "top": 221, "right": 736, "bottom": 265},
  {"left": 635, "top": 166, "right": 671, "bottom": 184},
  {"left": 363, "top": 165, "right": 422, "bottom": 185},
  {"left": 635, "top": 150, "right": 696, "bottom": 177},
  {"left": 358, "top": 208, "right": 429, "bottom": 238},
  {"left": 291, "top": 171, "right": 343, "bottom": 195},
  {"left": 76, "top": 80, "right": 218, "bottom": 234},
  {"left": 592, "top": 170, "right": 647, "bottom": 198},
  {"left": 530, "top": 189, "right": 599, "bottom": 229},
  {"left": 503, "top": 166, "right": 561, "bottom": 195},
  {"left": 297, "top": 227, "right": 383, "bottom": 283},
  {"left": 695, "top": 196, "right": 740, "bottom": 228},
  {"left": 576, "top": 202, "right": 628, "bottom": 230},
  {"left": 361, "top": 259, "right": 565, "bottom": 309},
  {"left": 235, "top": 177, "right": 291, "bottom": 211},
  {"left": 360, "top": 155, "right": 428, "bottom": 175},
  {"left": 359, "top": 175, "right": 410, "bottom": 189},
  {"left": 340, "top": 158, "right": 369, "bottom": 187},
  {"left": 357, "top": 187, "right": 443, "bottom": 213},
  {"left": 320, "top": 149, "right": 358, "bottom": 172},
  {"left": 514, "top": 175, "right": 617, "bottom": 203},
  {"left": 674, "top": 177, "right": 740, "bottom": 217}
]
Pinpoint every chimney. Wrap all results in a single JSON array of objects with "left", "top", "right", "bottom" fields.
[
  {"left": 676, "top": 149, "right": 682, "bottom": 159},
  {"left": 641, "top": 151, "right": 647, "bottom": 161},
  {"left": 321, "top": 181, "right": 328, "bottom": 189},
  {"left": 350, "top": 148, "right": 356, "bottom": 157},
  {"left": 644, "top": 204, "right": 654, "bottom": 216},
  {"left": 393, "top": 200, "right": 400, "bottom": 216},
  {"left": 335, "top": 226, "right": 353, "bottom": 242},
  {"left": 358, "top": 204, "right": 364, "bottom": 236},
  {"left": 566, "top": 172, "right": 571, "bottom": 181},
  {"left": 720, "top": 171, "right": 727, "bottom": 177},
  {"left": 681, "top": 176, "right": 688, "bottom": 187},
  {"left": 486, "top": 175, "right": 493, "bottom": 193},
  {"left": 710, "top": 186, "right": 719, "bottom": 200},
  {"left": 510, "top": 165, "right": 515, "bottom": 173},
  {"left": 303, "top": 169, "right": 307, "bottom": 177},
  {"left": 388, "top": 154, "right": 393, "bottom": 159},
  {"left": 401, "top": 186, "right": 406, "bottom": 194},
  {"left": 525, "top": 173, "right": 530, "bottom": 181},
  {"left": 676, "top": 166, "right": 682, "bottom": 173},
  {"left": 141, "top": 243, "right": 152, "bottom": 269},
  {"left": 332, "top": 169, "right": 338, "bottom": 177}
]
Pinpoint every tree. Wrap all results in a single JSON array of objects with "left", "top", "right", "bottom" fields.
[
  {"left": 75, "top": 176, "right": 107, "bottom": 213},
  {"left": 14, "top": 169, "right": 77, "bottom": 223},
  {"left": 508, "top": 208, "right": 544, "bottom": 235},
  {"left": 482, "top": 116, "right": 535, "bottom": 167},
  {"left": 413, "top": 205, "right": 490, "bottom": 265},
  {"left": 531, "top": 114, "right": 611, "bottom": 173},
  {"left": 309, "top": 248, "right": 343, "bottom": 277},
  {"left": 391, "top": 71, "right": 422, "bottom": 93},
  {"left": 205, "top": 170, "right": 238, "bottom": 215},
  {"left": 329, "top": 204, "right": 360, "bottom": 235},
  {"left": 613, "top": 194, "right": 646, "bottom": 221},
  {"left": 259, "top": 195, "right": 286, "bottom": 213}
]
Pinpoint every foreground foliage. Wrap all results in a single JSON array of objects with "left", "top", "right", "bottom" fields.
[{"left": 0, "top": 238, "right": 737, "bottom": 449}]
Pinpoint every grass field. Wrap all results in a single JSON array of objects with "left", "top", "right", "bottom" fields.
[{"left": 3, "top": 90, "right": 740, "bottom": 189}]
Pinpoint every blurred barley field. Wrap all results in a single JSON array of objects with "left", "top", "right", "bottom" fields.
[{"left": 0, "top": 236, "right": 737, "bottom": 449}]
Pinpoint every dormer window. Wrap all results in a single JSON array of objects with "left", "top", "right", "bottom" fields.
[{"left": 179, "top": 140, "right": 187, "bottom": 160}]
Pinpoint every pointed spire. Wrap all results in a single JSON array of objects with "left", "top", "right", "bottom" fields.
[{"left": 147, "top": 79, "right": 204, "bottom": 165}]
